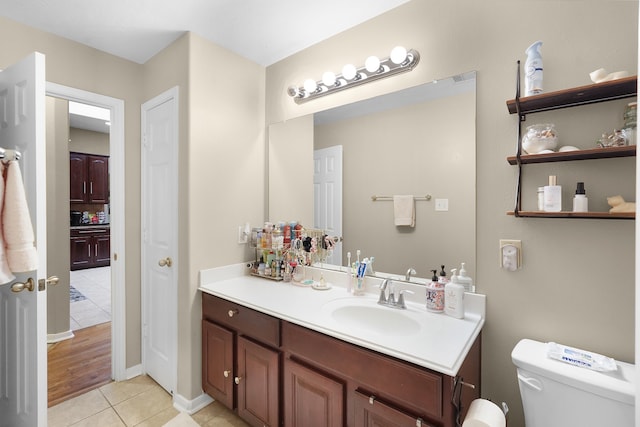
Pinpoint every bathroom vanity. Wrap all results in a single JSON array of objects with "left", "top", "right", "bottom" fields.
[{"left": 199, "top": 264, "right": 484, "bottom": 427}]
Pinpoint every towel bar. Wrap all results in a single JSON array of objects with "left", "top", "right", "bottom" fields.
[{"left": 371, "top": 195, "right": 432, "bottom": 201}]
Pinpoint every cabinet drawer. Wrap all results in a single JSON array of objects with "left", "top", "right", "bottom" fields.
[
  {"left": 202, "top": 293, "right": 280, "bottom": 348},
  {"left": 354, "top": 390, "right": 436, "bottom": 427},
  {"left": 283, "top": 321, "right": 442, "bottom": 418}
]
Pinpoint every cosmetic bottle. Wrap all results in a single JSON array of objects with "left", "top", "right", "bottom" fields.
[
  {"left": 457, "top": 262, "right": 474, "bottom": 293},
  {"left": 573, "top": 182, "right": 588, "bottom": 212},
  {"left": 524, "top": 41, "right": 543, "bottom": 96},
  {"left": 426, "top": 269, "right": 444, "bottom": 313},
  {"left": 543, "top": 175, "right": 562, "bottom": 212},
  {"left": 438, "top": 265, "right": 449, "bottom": 285},
  {"left": 445, "top": 269, "right": 465, "bottom": 319}
]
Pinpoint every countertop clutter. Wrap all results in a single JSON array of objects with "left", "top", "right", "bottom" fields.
[{"left": 199, "top": 263, "right": 485, "bottom": 376}]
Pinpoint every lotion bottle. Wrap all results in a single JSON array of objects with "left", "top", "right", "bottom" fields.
[
  {"left": 445, "top": 269, "right": 465, "bottom": 319},
  {"left": 525, "top": 41, "right": 543, "bottom": 96},
  {"left": 457, "top": 262, "right": 474, "bottom": 293},
  {"left": 573, "top": 182, "right": 588, "bottom": 212},
  {"left": 543, "top": 175, "right": 562, "bottom": 212}
]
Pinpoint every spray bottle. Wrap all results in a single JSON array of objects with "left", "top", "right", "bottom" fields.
[{"left": 524, "top": 41, "right": 543, "bottom": 96}]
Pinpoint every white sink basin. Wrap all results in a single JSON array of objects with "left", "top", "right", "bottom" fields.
[{"left": 322, "top": 298, "right": 422, "bottom": 336}]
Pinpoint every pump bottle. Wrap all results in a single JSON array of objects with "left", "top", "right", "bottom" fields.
[
  {"left": 445, "top": 269, "right": 465, "bottom": 319},
  {"left": 573, "top": 182, "right": 588, "bottom": 212},
  {"left": 525, "top": 41, "right": 543, "bottom": 96}
]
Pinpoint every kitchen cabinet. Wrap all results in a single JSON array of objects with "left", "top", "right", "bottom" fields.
[
  {"left": 70, "top": 152, "right": 109, "bottom": 204},
  {"left": 70, "top": 227, "right": 110, "bottom": 270},
  {"left": 202, "top": 293, "right": 480, "bottom": 427},
  {"left": 201, "top": 293, "right": 280, "bottom": 427},
  {"left": 506, "top": 73, "right": 637, "bottom": 219}
]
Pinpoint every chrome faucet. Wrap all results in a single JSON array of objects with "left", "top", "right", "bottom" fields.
[
  {"left": 405, "top": 268, "right": 416, "bottom": 282},
  {"left": 378, "top": 279, "right": 411, "bottom": 309}
]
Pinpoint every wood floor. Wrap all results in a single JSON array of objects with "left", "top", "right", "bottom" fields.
[{"left": 47, "top": 322, "right": 112, "bottom": 408}]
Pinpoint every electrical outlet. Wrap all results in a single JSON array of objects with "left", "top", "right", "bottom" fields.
[
  {"left": 238, "top": 224, "right": 249, "bottom": 244},
  {"left": 500, "top": 239, "right": 522, "bottom": 271}
]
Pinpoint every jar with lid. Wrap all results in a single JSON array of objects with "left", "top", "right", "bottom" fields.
[{"left": 623, "top": 102, "right": 637, "bottom": 145}]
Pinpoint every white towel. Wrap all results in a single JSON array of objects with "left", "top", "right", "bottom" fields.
[
  {"left": 0, "top": 163, "right": 15, "bottom": 284},
  {"left": 3, "top": 161, "right": 38, "bottom": 273},
  {"left": 393, "top": 195, "right": 415, "bottom": 227}
]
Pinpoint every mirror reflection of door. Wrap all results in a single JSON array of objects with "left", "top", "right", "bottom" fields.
[{"left": 46, "top": 97, "right": 112, "bottom": 406}]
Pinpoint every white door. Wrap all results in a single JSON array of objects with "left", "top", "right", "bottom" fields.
[
  {"left": 0, "top": 53, "right": 47, "bottom": 426},
  {"left": 313, "top": 146, "right": 342, "bottom": 266},
  {"left": 141, "top": 87, "right": 178, "bottom": 395}
]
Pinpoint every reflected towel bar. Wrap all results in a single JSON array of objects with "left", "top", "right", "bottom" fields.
[
  {"left": 371, "top": 195, "right": 432, "bottom": 201},
  {"left": 0, "top": 148, "right": 21, "bottom": 163}
]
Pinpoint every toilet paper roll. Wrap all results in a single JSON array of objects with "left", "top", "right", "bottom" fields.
[{"left": 462, "top": 399, "right": 506, "bottom": 427}]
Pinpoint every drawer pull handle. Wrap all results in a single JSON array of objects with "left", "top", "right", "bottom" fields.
[
  {"left": 234, "top": 376, "right": 242, "bottom": 385},
  {"left": 223, "top": 370, "right": 230, "bottom": 378},
  {"left": 228, "top": 309, "right": 239, "bottom": 317}
]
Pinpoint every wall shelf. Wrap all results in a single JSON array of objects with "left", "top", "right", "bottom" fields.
[
  {"left": 507, "top": 211, "right": 635, "bottom": 220},
  {"left": 507, "top": 145, "right": 636, "bottom": 165}
]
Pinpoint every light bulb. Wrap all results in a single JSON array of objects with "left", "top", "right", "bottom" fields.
[
  {"left": 365, "top": 56, "right": 381, "bottom": 73},
  {"left": 390, "top": 46, "right": 408, "bottom": 65},
  {"left": 322, "top": 71, "right": 337, "bottom": 86},
  {"left": 342, "top": 64, "right": 357, "bottom": 80},
  {"left": 303, "top": 79, "right": 317, "bottom": 93}
]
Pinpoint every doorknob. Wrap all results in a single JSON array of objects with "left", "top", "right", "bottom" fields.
[
  {"left": 158, "top": 257, "right": 173, "bottom": 267},
  {"left": 38, "top": 276, "right": 60, "bottom": 291},
  {"left": 11, "top": 278, "right": 35, "bottom": 293}
]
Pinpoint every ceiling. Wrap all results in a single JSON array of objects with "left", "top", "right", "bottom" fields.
[{"left": 0, "top": 0, "right": 410, "bottom": 66}]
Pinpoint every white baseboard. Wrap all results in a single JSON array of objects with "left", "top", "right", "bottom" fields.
[
  {"left": 125, "top": 364, "right": 144, "bottom": 380},
  {"left": 173, "top": 392, "right": 214, "bottom": 415},
  {"left": 47, "top": 329, "right": 74, "bottom": 343}
]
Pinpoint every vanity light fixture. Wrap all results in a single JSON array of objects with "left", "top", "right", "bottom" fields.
[{"left": 287, "top": 46, "right": 420, "bottom": 104}]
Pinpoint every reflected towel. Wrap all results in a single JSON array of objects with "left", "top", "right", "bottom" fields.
[
  {"left": 0, "top": 163, "right": 15, "bottom": 284},
  {"left": 393, "top": 195, "right": 415, "bottom": 227},
  {"left": 3, "top": 161, "right": 37, "bottom": 272}
]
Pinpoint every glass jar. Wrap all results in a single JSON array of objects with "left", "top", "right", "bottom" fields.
[{"left": 623, "top": 102, "right": 637, "bottom": 145}]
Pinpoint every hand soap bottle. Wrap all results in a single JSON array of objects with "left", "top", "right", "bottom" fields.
[
  {"left": 426, "top": 270, "right": 444, "bottom": 313},
  {"left": 573, "top": 182, "right": 588, "bottom": 212},
  {"left": 543, "top": 175, "right": 562, "bottom": 212},
  {"left": 444, "top": 269, "right": 465, "bottom": 319},
  {"left": 457, "top": 262, "right": 474, "bottom": 293}
]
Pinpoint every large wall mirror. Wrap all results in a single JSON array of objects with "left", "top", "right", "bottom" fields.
[{"left": 268, "top": 71, "right": 476, "bottom": 281}]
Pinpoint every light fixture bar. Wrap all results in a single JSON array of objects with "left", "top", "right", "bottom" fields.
[{"left": 288, "top": 48, "right": 420, "bottom": 104}]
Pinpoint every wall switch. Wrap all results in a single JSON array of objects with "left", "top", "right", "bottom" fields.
[
  {"left": 435, "top": 198, "right": 449, "bottom": 211},
  {"left": 500, "top": 239, "right": 522, "bottom": 271},
  {"left": 238, "top": 223, "right": 250, "bottom": 244}
]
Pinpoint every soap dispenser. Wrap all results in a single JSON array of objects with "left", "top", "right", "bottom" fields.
[
  {"left": 573, "top": 182, "right": 588, "bottom": 212},
  {"left": 457, "top": 262, "right": 474, "bottom": 293},
  {"left": 426, "top": 269, "right": 444, "bottom": 313},
  {"left": 445, "top": 269, "right": 465, "bottom": 319}
]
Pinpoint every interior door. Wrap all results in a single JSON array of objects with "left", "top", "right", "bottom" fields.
[
  {"left": 0, "top": 52, "right": 48, "bottom": 427},
  {"left": 141, "top": 87, "right": 178, "bottom": 395},
  {"left": 313, "top": 146, "right": 343, "bottom": 265}
]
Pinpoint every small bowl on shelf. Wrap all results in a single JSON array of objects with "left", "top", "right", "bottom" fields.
[{"left": 522, "top": 124, "right": 558, "bottom": 154}]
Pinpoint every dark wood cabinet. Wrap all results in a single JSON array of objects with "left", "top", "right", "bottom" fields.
[
  {"left": 70, "top": 227, "right": 110, "bottom": 270},
  {"left": 70, "top": 152, "right": 109, "bottom": 204},
  {"left": 202, "top": 293, "right": 481, "bottom": 427},
  {"left": 202, "top": 293, "right": 280, "bottom": 427}
]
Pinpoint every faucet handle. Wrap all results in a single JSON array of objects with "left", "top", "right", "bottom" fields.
[{"left": 396, "top": 289, "right": 414, "bottom": 309}]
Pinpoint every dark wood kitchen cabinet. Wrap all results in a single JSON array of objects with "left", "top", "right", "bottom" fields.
[
  {"left": 70, "top": 227, "right": 110, "bottom": 270},
  {"left": 202, "top": 293, "right": 280, "bottom": 427},
  {"left": 70, "top": 152, "right": 109, "bottom": 204},
  {"left": 202, "top": 293, "right": 480, "bottom": 427}
]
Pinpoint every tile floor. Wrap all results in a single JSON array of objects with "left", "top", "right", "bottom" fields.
[
  {"left": 48, "top": 375, "right": 248, "bottom": 427},
  {"left": 70, "top": 266, "right": 112, "bottom": 330}
]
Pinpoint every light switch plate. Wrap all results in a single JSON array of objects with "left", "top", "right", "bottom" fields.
[
  {"left": 435, "top": 198, "right": 449, "bottom": 211},
  {"left": 500, "top": 239, "right": 522, "bottom": 271}
]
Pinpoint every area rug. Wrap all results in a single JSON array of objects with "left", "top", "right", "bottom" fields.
[
  {"left": 162, "top": 412, "right": 200, "bottom": 427},
  {"left": 69, "top": 285, "right": 87, "bottom": 302}
]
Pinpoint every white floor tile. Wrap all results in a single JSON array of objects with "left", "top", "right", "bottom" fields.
[{"left": 70, "top": 267, "right": 111, "bottom": 331}]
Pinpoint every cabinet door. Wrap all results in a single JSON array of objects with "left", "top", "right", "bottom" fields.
[
  {"left": 354, "top": 391, "right": 435, "bottom": 427},
  {"left": 69, "top": 153, "right": 88, "bottom": 203},
  {"left": 284, "top": 359, "right": 344, "bottom": 427},
  {"left": 70, "top": 236, "right": 91, "bottom": 270},
  {"left": 237, "top": 336, "right": 279, "bottom": 427},
  {"left": 88, "top": 155, "right": 109, "bottom": 203},
  {"left": 93, "top": 232, "right": 111, "bottom": 266},
  {"left": 202, "top": 321, "right": 234, "bottom": 409}
]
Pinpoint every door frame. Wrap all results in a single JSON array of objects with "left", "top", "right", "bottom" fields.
[{"left": 46, "top": 82, "right": 126, "bottom": 381}]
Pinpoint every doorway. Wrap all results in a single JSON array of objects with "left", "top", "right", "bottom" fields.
[{"left": 45, "top": 83, "right": 127, "bottom": 390}]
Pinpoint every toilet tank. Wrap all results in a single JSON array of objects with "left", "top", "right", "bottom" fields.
[{"left": 511, "top": 339, "right": 635, "bottom": 427}]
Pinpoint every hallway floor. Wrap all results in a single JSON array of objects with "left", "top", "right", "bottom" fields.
[
  {"left": 48, "top": 375, "right": 248, "bottom": 427},
  {"left": 70, "top": 266, "right": 111, "bottom": 330}
]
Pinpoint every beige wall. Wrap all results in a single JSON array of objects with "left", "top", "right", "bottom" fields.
[
  {"left": 46, "top": 97, "right": 71, "bottom": 335},
  {"left": 0, "top": 15, "right": 144, "bottom": 369},
  {"left": 314, "top": 90, "right": 476, "bottom": 276},
  {"left": 69, "top": 128, "right": 110, "bottom": 156},
  {"left": 265, "top": 2, "right": 638, "bottom": 426}
]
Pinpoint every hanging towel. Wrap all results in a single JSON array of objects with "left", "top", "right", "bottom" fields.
[
  {"left": 0, "top": 163, "right": 15, "bottom": 284},
  {"left": 393, "top": 195, "right": 415, "bottom": 227},
  {"left": 3, "top": 161, "right": 38, "bottom": 272}
]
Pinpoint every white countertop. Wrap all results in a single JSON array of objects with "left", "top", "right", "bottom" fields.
[{"left": 199, "top": 263, "right": 485, "bottom": 377}]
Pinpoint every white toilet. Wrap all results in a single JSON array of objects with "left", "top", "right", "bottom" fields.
[{"left": 511, "top": 339, "right": 635, "bottom": 427}]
